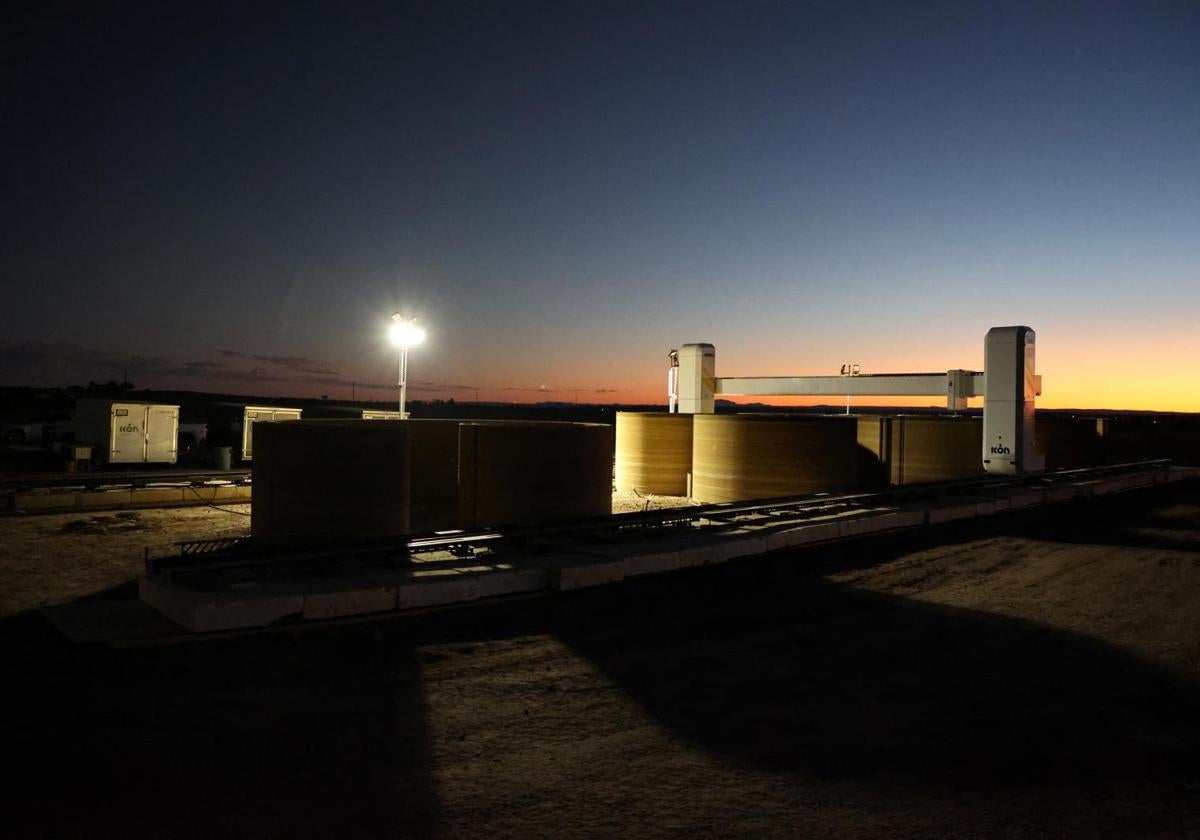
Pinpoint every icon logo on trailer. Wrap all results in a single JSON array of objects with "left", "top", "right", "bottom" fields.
[
  {"left": 119, "top": 424, "right": 141, "bottom": 434},
  {"left": 990, "top": 443, "right": 1012, "bottom": 455}
]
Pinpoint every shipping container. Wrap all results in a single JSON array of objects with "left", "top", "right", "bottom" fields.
[{"left": 73, "top": 399, "right": 180, "bottom": 465}]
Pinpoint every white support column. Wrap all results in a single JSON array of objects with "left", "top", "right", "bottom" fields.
[
  {"left": 946, "top": 369, "right": 972, "bottom": 412},
  {"left": 676, "top": 343, "right": 715, "bottom": 414},
  {"left": 667, "top": 350, "right": 680, "bottom": 413},
  {"left": 982, "top": 326, "right": 1044, "bottom": 475}
]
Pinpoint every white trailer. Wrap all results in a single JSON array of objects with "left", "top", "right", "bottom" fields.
[
  {"left": 361, "top": 410, "right": 404, "bottom": 420},
  {"left": 241, "top": 406, "right": 303, "bottom": 460},
  {"left": 73, "top": 399, "right": 180, "bottom": 465}
]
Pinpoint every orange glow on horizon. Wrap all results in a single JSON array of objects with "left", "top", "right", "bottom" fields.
[{"left": 281, "top": 324, "right": 1200, "bottom": 413}]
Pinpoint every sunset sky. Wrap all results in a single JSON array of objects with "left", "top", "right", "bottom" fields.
[{"left": 4, "top": 2, "right": 1198, "bottom": 410}]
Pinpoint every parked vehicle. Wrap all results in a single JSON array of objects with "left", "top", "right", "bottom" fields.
[{"left": 2, "top": 412, "right": 73, "bottom": 444}]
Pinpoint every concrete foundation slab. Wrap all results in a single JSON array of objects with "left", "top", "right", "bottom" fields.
[
  {"left": 395, "top": 570, "right": 482, "bottom": 610},
  {"left": 302, "top": 584, "right": 398, "bottom": 621},
  {"left": 1092, "top": 473, "right": 1155, "bottom": 495},
  {"left": 77, "top": 490, "right": 134, "bottom": 509},
  {"left": 130, "top": 487, "right": 186, "bottom": 506},
  {"left": 469, "top": 564, "right": 549, "bottom": 599},
  {"left": 621, "top": 549, "right": 684, "bottom": 578},
  {"left": 139, "top": 575, "right": 303, "bottom": 633},
  {"left": 539, "top": 553, "right": 627, "bottom": 591},
  {"left": 1009, "top": 489, "right": 1045, "bottom": 509},
  {"left": 763, "top": 520, "right": 843, "bottom": 552},
  {"left": 928, "top": 502, "right": 981, "bottom": 524},
  {"left": 13, "top": 493, "right": 78, "bottom": 512}
]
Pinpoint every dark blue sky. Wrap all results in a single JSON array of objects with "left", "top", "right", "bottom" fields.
[{"left": 4, "top": 1, "right": 1198, "bottom": 407}]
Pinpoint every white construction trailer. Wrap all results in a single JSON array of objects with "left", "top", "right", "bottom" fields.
[
  {"left": 668, "top": 325, "right": 1044, "bottom": 476},
  {"left": 240, "top": 406, "right": 303, "bottom": 460},
  {"left": 73, "top": 399, "right": 180, "bottom": 465}
]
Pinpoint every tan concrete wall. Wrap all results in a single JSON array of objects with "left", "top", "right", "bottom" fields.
[
  {"left": 855, "top": 415, "right": 893, "bottom": 490},
  {"left": 458, "top": 422, "right": 614, "bottom": 528},
  {"left": 614, "top": 412, "right": 693, "bottom": 495},
  {"left": 407, "top": 420, "right": 462, "bottom": 532},
  {"left": 1035, "top": 415, "right": 1104, "bottom": 471},
  {"left": 890, "top": 416, "right": 984, "bottom": 485},
  {"left": 252, "top": 420, "right": 411, "bottom": 544},
  {"left": 691, "top": 415, "right": 858, "bottom": 504},
  {"left": 1095, "top": 415, "right": 1200, "bottom": 465}
]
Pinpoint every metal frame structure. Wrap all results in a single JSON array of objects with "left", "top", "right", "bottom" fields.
[{"left": 669, "top": 326, "right": 1045, "bottom": 475}]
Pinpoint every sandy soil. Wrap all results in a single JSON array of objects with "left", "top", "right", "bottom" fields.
[
  {"left": 4, "top": 483, "right": 1200, "bottom": 838},
  {"left": 0, "top": 505, "right": 251, "bottom": 617},
  {"left": 611, "top": 489, "right": 694, "bottom": 514}
]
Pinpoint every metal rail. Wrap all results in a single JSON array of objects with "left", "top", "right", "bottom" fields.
[
  {"left": 1, "top": 469, "right": 251, "bottom": 493},
  {"left": 148, "top": 459, "right": 1176, "bottom": 589}
]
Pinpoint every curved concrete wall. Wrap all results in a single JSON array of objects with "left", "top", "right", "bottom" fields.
[
  {"left": 691, "top": 414, "right": 858, "bottom": 503},
  {"left": 614, "top": 412, "right": 693, "bottom": 495}
]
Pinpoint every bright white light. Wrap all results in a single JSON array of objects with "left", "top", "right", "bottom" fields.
[{"left": 388, "top": 317, "right": 426, "bottom": 348}]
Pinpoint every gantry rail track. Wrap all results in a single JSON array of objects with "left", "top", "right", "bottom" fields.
[{"left": 147, "top": 459, "right": 1181, "bottom": 592}]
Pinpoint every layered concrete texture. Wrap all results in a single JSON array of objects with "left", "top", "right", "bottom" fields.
[
  {"left": 691, "top": 414, "right": 858, "bottom": 503},
  {"left": 1096, "top": 415, "right": 1200, "bottom": 466},
  {"left": 407, "top": 420, "right": 461, "bottom": 531},
  {"left": 614, "top": 411, "right": 694, "bottom": 495},
  {"left": 252, "top": 420, "right": 411, "bottom": 544},
  {"left": 1035, "top": 415, "right": 1104, "bottom": 471},
  {"left": 890, "top": 416, "right": 985, "bottom": 485},
  {"left": 458, "top": 422, "right": 614, "bottom": 528},
  {"left": 856, "top": 415, "right": 893, "bottom": 490}
]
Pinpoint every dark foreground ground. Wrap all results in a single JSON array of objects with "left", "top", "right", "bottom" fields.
[{"left": 5, "top": 483, "right": 1200, "bottom": 838}]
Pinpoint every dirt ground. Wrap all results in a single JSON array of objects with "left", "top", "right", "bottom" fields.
[
  {"left": 4, "top": 482, "right": 1200, "bottom": 838},
  {"left": 0, "top": 504, "right": 252, "bottom": 618},
  {"left": 611, "top": 489, "right": 694, "bottom": 514}
]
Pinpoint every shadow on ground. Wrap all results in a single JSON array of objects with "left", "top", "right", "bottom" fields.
[
  {"left": 1012, "top": 488, "right": 1200, "bottom": 552},
  {"left": 3, "top": 611, "right": 437, "bottom": 839},
  {"left": 3, "top": 483, "right": 1199, "bottom": 837},
  {"left": 554, "top": 567, "right": 1199, "bottom": 791},
  {"left": 546, "top": 488, "right": 1200, "bottom": 801}
]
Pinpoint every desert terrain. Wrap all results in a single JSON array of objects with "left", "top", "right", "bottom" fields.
[{"left": 3, "top": 482, "right": 1199, "bottom": 838}]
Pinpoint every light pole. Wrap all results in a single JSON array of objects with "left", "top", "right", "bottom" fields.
[{"left": 388, "top": 314, "right": 426, "bottom": 419}]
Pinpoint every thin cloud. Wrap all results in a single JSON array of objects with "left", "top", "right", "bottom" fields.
[
  {"left": 352, "top": 379, "right": 476, "bottom": 393},
  {"left": 217, "top": 350, "right": 337, "bottom": 375},
  {"left": 0, "top": 340, "right": 533, "bottom": 398},
  {"left": 491, "top": 385, "right": 563, "bottom": 393}
]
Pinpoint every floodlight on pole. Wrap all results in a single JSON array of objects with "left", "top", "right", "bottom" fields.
[{"left": 388, "top": 314, "right": 426, "bottom": 419}]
